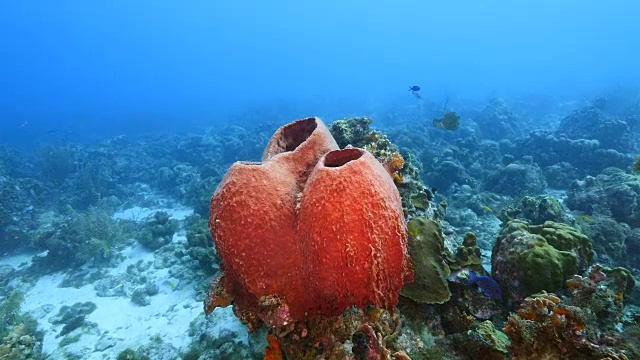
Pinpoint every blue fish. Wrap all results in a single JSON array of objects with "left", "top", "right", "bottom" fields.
[
  {"left": 468, "top": 271, "right": 502, "bottom": 300},
  {"left": 408, "top": 85, "right": 421, "bottom": 92}
]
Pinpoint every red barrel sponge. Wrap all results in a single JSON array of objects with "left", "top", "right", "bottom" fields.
[
  {"left": 296, "top": 148, "right": 414, "bottom": 317},
  {"left": 209, "top": 117, "right": 338, "bottom": 314}
]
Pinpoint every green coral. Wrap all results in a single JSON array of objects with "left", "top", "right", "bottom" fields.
[
  {"left": 400, "top": 217, "right": 451, "bottom": 304},
  {"left": 492, "top": 220, "right": 591, "bottom": 304},
  {"left": 328, "top": 117, "right": 374, "bottom": 148},
  {"left": 518, "top": 236, "right": 578, "bottom": 295},
  {"left": 528, "top": 221, "right": 594, "bottom": 271},
  {"left": 0, "top": 292, "right": 26, "bottom": 340},
  {"left": 432, "top": 111, "right": 460, "bottom": 131}
]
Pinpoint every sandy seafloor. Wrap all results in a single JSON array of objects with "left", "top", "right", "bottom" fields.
[{"left": 1, "top": 205, "right": 249, "bottom": 359}]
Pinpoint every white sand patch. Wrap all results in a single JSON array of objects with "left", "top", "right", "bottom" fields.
[
  {"left": 20, "top": 241, "right": 245, "bottom": 359},
  {"left": 110, "top": 242, "right": 155, "bottom": 275},
  {"left": 0, "top": 251, "right": 35, "bottom": 270},
  {"left": 113, "top": 206, "right": 193, "bottom": 222}
]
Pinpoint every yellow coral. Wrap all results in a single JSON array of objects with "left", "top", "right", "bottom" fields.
[{"left": 385, "top": 152, "right": 405, "bottom": 173}]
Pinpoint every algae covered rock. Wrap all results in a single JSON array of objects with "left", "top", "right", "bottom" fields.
[
  {"left": 527, "top": 221, "right": 594, "bottom": 271},
  {"left": 483, "top": 157, "right": 547, "bottom": 196},
  {"left": 475, "top": 98, "right": 524, "bottom": 141},
  {"left": 401, "top": 217, "right": 451, "bottom": 304},
  {"left": 137, "top": 211, "right": 179, "bottom": 250},
  {"left": 491, "top": 220, "right": 593, "bottom": 306},
  {"left": 448, "top": 232, "right": 483, "bottom": 272},
  {"left": 0, "top": 324, "right": 42, "bottom": 360},
  {"left": 498, "top": 194, "right": 569, "bottom": 225},
  {"left": 567, "top": 167, "right": 640, "bottom": 227},
  {"left": 453, "top": 320, "right": 510, "bottom": 360}
]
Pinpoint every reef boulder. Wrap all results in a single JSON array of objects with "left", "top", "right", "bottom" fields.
[{"left": 491, "top": 220, "right": 593, "bottom": 306}]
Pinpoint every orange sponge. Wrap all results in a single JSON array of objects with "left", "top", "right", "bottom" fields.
[
  {"left": 209, "top": 117, "right": 412, "bottom": 321},
  {"left": 210, "top": 117, "right": 338, "bottom": 315},
  {"left": 297, "top": 148, "right": 413, "bottom": 316}
]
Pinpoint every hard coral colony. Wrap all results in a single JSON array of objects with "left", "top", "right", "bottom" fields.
[{"left": 207, "top": 117, "right": 413, "bottom": 327}]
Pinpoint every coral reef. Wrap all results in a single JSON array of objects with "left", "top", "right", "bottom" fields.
[
  {"left": 3, "top": 96, "right": 639, "bottom": 359},
  {"left": 0, "top": 324, "right": 42, "bottom": 360},
  {"left": 329, "top": 116, "right": 436, "bottom": 219},
  {"left": 0, "top": 176, "right": 42, "bottom": 253},
  {"left": 498, "top": 194, "right": 569, "bottom": 225},
  {"left": 32, "top": 207, "right": 130, "bottom": 271},
  {"left": 184, "top": 214, "right": 220, "bottom": 275},
  {"left": 556, "top": 101, "right": 637, "bottom": 153},
  {"left": 509, "top": 130, "right": 634, "bottom": 182},
  {"left": 505, "top": 282, "right": 634, "bottom": 359},
  {"left": 136, "top": 211, "right": 179, "bottom": 250},
  {"left": 483, "top": 156, "right": 547, "bottom": 196},
  {"left": 567, "top": 167, "right": 640, "bottom": 228},
  {"left": 400, "top": 217, "right": 451, "bottom": 304},
  {"left": 474, "top": 98, "right": 524, "bottom": 140},
  {"left": 578, "top": 214, "right": 635, "bottom": 268},
  {"left": 491, "top": 220, "right": 593, "bottom": 306},
  {"left": 451, "top": 320, "right": 510, "bottom": 360}
]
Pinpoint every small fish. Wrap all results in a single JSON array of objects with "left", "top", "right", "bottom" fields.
[
  {"left": 482, "top": 205, "right": 493, "bottom": 212},
  {"left": 468, "top": 271, "right": 502, "bottom": 300},
  {"left": 408, "top": 85, "right": 421, "bottom": 92},
  {"left": 582, "top": 215, "right": 593, "bottom": 222}
]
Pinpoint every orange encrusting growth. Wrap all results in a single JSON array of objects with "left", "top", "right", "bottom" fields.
[{"left": 263, "top": 333, "right": 284, "bottom": 360}]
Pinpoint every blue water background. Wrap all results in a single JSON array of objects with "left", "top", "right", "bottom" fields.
[{"left": 1, "top": 0, "right": 639, "bottom": 149}]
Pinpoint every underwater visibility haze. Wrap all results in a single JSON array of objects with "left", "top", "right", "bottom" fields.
[{"left": 1, "top": 1, "right": 640, "bottom": 359}]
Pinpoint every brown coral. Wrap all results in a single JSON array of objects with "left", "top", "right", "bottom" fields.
[{"left": 505, "top": 291, "right": 628, "bottom": 359}]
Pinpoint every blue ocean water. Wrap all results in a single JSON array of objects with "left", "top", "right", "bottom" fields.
[
  {"left": 2, "top": 1, "right": 639, "bottom": 146},
  {"left": 1, "top": 1, "right": 640, "bottom": 359}
]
